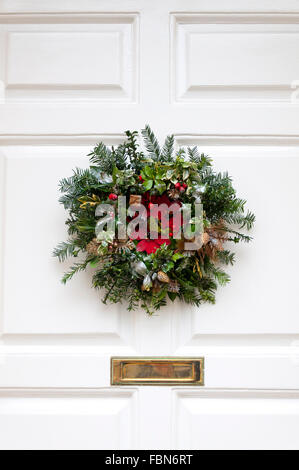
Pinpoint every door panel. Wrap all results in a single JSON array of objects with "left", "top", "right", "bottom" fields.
[
  {"left": 0, "top": 390, "right": 137, "bottom": 450},
  {"left": 174, "top": 391, "right": 299, "bottom": 450},
  {"left": 172, "top": 13, "right": 299, "bottom": 103},
  {"left": 1, "top": 14, "right": 138, "bottom": 102}
]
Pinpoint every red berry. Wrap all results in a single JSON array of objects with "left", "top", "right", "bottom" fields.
[
  {"left": 108, "top": 193, "right": 118, "bottom": 201},
  {"left": 182, "top": 183, "right": 188, "bottom": 189},
  {"left": 169, "top": 232, "right": 173, "bottom": 237},
  {"left": 175, "top": 182, "right": 181, "bottom": 189},
  {"left": 138, "top": 175, "right": 143, "bottom": 182},
  {"left": 148, "top": 202, "right": 154, "bottom": 209},
  {"left": 179, "top": 186, "right": 185, "bottom": 193}
]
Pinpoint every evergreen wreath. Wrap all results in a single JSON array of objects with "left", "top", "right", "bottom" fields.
[{"left": 54, "top": 126, "right": 255, "bottom": 315}]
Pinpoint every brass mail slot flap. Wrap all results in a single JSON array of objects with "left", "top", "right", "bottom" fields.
[{"left": 111, "top": 357, "right": 204, "bottom": 386}]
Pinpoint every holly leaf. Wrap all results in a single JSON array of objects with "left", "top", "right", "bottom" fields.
[
  {"left": 163, "top": 261, "right": 174, "bottom": 272},
  {"left": 143, "top": 179, "right": 153, "bottom": 190},
  {"left": 168, "top": 292, "right": 177, "bottom": 302},
  {"left": 144, "top": 165, "right": 154, "bottom": 178},
  {"left": 172, "top": 252, "right": 184, "bottom": 262},
  {"left": 155, "top": 181, "right": 166, "bottom": 194}
]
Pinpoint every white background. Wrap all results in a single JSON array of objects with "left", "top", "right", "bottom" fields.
[{"left": 0, "top": 0, "right": 299, "bottom": 450}]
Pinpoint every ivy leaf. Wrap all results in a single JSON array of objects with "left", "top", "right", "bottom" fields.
[
  {"left": 166, "top": 169, "right": 174, "bottom": 179},
  {"left": 183, "top": 169, "right": 189, "bottom": 180}
]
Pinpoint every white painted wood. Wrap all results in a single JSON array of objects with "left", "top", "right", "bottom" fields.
[
  {"left": 1, "top": 14, "right": 138, "bottom": 102},
  {"left": 172, "top": 14, "right": 299, "bottom": 103},
  {"left": 174, "top": 390, "right": 299, "bottom": 450},
  {"left": 0, "top": 0, "right": 299, "bottom": 450},
  {"left": 0, "top": 389, "right": 137, "bottom": 450}
]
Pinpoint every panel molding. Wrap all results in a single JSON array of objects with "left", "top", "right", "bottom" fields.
[
  {"left": 173, "top": 388, "right": 299, "bottom": 450},
  {"left": 0, "top": 133, "right": 125, "bottom": 145},
  {"left": 0, "top": 387, "right": 137, "bottom": 397},
  {"left": 2, "top": 132, "right": 299, "bottom": 146},
  {"left": 171, "top": 13, "right": 299, "bottom": 104},
  {"left": 0, "top": 13, "right": 139, "bottom": 103},
  {"left": 175, "top": 134, "right": 299, "bottom": 146},
  {"left": 0, "top": 387, "right": 137, "bottom": 450}
]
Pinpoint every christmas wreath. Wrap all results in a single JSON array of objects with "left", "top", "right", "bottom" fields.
[{"left": 54, "top": 126, "right": 254, "bottom": 315}]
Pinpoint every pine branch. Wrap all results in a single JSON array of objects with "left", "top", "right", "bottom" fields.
[
  {"left": 61, "top": 258, "right": 94, "bottom": 284},
  {"left": 210, "top": 265, "right": 230, "bottom": 286},
  {"left": 224, "top": 211, "right": 253, "bottom": 229},
  {"left": 161, "top": 134, "right": 174, "bottom": 162},
  {"left": 226, "top": 229, "right": 252, "bottom": 243},
  {"left": 216, "top": 250, "right": 235, "bottom": 266},
  {"left": 141, "top": 125, "right": 161, "bottom": 160},
  {"left": 53, "top": 240, "right": 80, "bottom": 262}
]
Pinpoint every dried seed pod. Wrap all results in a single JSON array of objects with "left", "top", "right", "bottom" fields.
[
  {"left": 142, "top": 274, "right": 152, "bottom": 291},
  {"left": 131, "top": 260, "right": 147, "bottom": 276}
]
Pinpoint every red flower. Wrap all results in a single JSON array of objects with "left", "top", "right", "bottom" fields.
[
  {"left": 136, "top": 238, "right": 170, "bottom": 254},
  {"left": 131, "top": 192, "right": 183, "bottom": 252}
]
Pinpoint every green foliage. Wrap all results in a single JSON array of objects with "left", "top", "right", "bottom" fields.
[
  {"left": 53, "top": 240, "right": 81, "bottom": 262},
  {"left": 61, "top": 257, "right": 95, "bottom": 284},
  {"left": 54, "top": 126, "right": 255, "bottom": 314},
  {"left": 161, "top": 134, "right": 175, "bottom": 162},
  {"left": 141, "top": 124, "right": 161, "bottom": 161},
  {"left": 187, "top": 147, "right": 212, "bottom": 170},
  {"left": 88, "top": 142, "right": 114, "bottom": 173}
]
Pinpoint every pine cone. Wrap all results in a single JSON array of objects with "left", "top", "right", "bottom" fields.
[
  {"left": 115, "top": 239, "right": 135, "bottom": 253},
  {"left": 129, "top": 194, "right": 142, "bottom": 205},
  {"left": 157, "top": 271, "right": 170, "bottom": 283},
  {"left": 86, "top": 238, "right": 100, "bottom": 256},
  {"left": 167, "top": 189, "right": 180, "bottom": 200},
  {"left": 201, "top": 232, "right": 210, "bottom": 245},
  {"left": 167, "top": 280, "right": 180, "bottom": 293}
]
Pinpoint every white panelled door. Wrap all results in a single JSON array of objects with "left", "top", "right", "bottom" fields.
[{"left": 1, "top": 0, "right": 299, "bottom": 450}]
